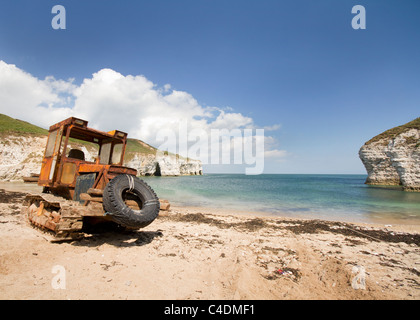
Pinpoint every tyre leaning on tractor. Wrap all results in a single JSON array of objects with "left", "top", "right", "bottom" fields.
[{"left": 102, "top": 174, "right": 160, "bottom": 229}]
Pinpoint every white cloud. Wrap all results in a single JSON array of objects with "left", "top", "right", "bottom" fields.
[
  {"left": 263, "top": 124, "right": 281, "bottom": 131},
  {"left": 0, "top": 60, "right": 288, "bottom": 169},
  {"left": 264, "top": 149, "right": 289, "bottom": 159},
  {"left": 0, "top": 61, "right": 73, "bottom": 128},
  {"left": 210, "top": 110, "right": 253, "bottom": 130}
]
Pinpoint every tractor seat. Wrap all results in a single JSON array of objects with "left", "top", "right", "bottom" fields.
[{"left": 68, "top": 149, "right": 85, "bottom": 161}]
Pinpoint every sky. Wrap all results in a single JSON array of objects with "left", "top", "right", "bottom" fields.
[{"left": 0, "top": 0, "right": 419, "bottom": 174}]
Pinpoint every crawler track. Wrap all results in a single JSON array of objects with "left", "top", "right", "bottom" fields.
[{"left": 22, "top": 193, "right": 85, "bottom": 241}]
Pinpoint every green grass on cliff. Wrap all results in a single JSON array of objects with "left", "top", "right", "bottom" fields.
[
  {"left": 0, "top": 114, "right": 48, "bottom": 136},
  {"left": 365, "top": 117, "right": 420, "bottom": 145},
  {"left": 124, "top": 138, "right": 157, "bottom": 162},
  {"left": 126, "top": 138, "right": 157, "bottom": 155}
]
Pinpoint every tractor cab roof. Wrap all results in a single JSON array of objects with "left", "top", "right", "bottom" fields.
[{"left": 49, "top": 117, "right": 128, "bottom": 145}]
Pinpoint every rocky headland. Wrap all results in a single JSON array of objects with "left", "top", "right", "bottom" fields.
[{"left": 359, "top": 118, "right": 420, "bottom": 191}]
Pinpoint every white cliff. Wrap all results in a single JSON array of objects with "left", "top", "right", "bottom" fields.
[
  {"left": 0, "top": 135, "right": 47, "bottom": 181},
  {"left": 359, "top": 118, "right": 420, "bottom": 191},
  {"left": 0, "top": 135, "right": 203, "bottom": 181},
  {"left": 125, "top": 153, "right": 202, "bottom": 176}
]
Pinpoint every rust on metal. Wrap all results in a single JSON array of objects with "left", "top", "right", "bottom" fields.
[
  {"left": 37, "top": 117, "right": 135, "bottom": 197},
  {"left": 23, "top": 117, "right": 140, "bottom": 240}
]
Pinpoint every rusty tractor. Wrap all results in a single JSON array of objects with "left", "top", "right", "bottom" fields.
[{"left": 21, "top": 117, "right": 161, "bottom": 241}]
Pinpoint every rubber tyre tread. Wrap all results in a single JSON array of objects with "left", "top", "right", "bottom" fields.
[{"left": 103, "top": 175, "right": 160, "bottom": 229}]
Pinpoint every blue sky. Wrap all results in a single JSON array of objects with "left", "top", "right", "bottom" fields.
[{"left": 0, "top": 0, "right": 419, "bottom": 174}]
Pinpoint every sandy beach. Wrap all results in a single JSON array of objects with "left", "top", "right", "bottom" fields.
[{"left": 0, "top": 186, "right": 419, "bottom": 300}]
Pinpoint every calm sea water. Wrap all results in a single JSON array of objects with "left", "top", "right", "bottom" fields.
[{"left": 143, "top": 174, "right": 420, "bottom": 224}]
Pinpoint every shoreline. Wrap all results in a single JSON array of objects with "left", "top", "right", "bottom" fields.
[
  {"left": 0, "top": 187, "right": 419, "bottom": 299},
  {"left": 1, "top": 180, "right": 419, "bottom": 232},
  {"left": 170, "top": 205, "right": 420, "bottom": 234}
]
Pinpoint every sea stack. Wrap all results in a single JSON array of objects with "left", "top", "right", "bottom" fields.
[{"left": 359, "top": 118, "right": 420, "bottom": 191}]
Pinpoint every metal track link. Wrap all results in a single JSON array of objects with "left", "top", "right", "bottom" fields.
[{"left": 23, "top": 193, "right": 85, "bottom": 242}]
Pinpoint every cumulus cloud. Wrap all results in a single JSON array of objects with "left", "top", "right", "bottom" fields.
[
  {"left": 0, "top": 61, "right": 73, "bottom": 127},
  {"left": 0, "top": 60, "right": 287, "bottom": 167}
]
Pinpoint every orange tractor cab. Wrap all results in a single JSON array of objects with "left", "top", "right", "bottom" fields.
[{"left": 39, "top": 117, "right": 136, "bottom": 199}]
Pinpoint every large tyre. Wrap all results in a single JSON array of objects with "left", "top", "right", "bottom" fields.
[{"left": 103, "top": 175, "right": 160, "bottom": 229}]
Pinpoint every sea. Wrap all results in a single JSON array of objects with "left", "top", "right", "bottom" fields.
[{"left": 143, "top": 174, "right": 420, "bottom": 225}]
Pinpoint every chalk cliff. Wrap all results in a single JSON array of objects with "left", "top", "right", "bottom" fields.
[
  {"left": 359, "top": 118, "right": 420, "bottom": 191},
  {"left": 0, "top": 114, "right": 203, "bottom": 181},
  {"left": 126, "top": 153, "right": 202, "bottom": 177}
]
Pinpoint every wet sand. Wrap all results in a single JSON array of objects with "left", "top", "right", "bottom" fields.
[{"left": 0, "top": 185, "right": 419, "bottom": 300}]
